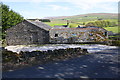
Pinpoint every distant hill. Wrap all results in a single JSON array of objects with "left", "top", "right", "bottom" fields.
[{"left": 45, "top": 13, "right": 117, "bottom": 22}]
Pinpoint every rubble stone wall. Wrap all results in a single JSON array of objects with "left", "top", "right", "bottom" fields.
[{"left": 2, "top": 47, "right": 88, "bottom": 71}]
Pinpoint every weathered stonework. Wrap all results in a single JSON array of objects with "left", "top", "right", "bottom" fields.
[
  {"left": 6, "top": 20, "right": 108, "bottom": 45},
  {"left": 2, "top": 47, "right": 88, "bottom": 71},
  {"left": 6, "top": 20, "right": 51, "bottom": 45},
  {"left": 49, "top": 27, "right": 108, "bottom": 43}
]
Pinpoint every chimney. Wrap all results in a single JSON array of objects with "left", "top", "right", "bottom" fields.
[
  {"left": 35, "top": 18, "right": 41, "bottom": 22},
  {"left": 67, "top": 20, "right": 69, "bottom": 27}
]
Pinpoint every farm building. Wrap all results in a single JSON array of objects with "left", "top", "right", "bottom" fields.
[
  {"left": 6, "top": 20, "right": 108, "bottom": 45},
  {"left": 50, "top": 26, "right": 108, "bottom": 43},
  {"left": 6, "top": 20, "right": 51, "bottom": 45}
]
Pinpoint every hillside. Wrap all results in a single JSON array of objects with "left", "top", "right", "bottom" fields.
[
  {"left": 44, "top": 13, "right": 118, "bottom": 33},
  {"left": 45, "top": 13, "right": 117, "bottom": 22}
]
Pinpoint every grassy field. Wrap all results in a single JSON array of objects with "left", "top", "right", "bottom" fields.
[
  {"left": 48, "top": 13, "right": 117, "bottom": 23},
  {"left": 45, "top": 22, "right": 66, "bottom": 27},
  {"left": 45, "top": 22, "right": 79, "bottom": 28},
  {"left": 44, "top": 13, "right": 118, "bottom": 33},
  {"left": 45, "top": 22, "right": 119, "bottom": 33},
  {"left": 45, "top": 19, "right": 118, "bottom": 28},
  {"left": 104, "top": 26, "right": 119, "bottom": 33}
]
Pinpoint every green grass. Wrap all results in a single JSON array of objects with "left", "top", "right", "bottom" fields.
[
  {"left": 44, "top": 22, "right": 66, "bottom": 27},
  {"left": 44, "top": 15, "right": 118, "bottom": 33},
  {"left": 45, "top": 22, "right": 119, "bottom": 33},
  {"left": 69, "top": 23, "right": 79, "bottom": 28},
  {"left": 104, "top": 26, "right": 119, "bottom": 33},
  {"left": 45, "top": 22, "right": 79, "bottom": 28}
]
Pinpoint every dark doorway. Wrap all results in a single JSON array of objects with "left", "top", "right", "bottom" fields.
[
  {"left": 32, "top": 32, "right": 38, "bottom": 44},
  {"left": 68, "top": 37, "right": 74, "bottom": 43},
  {"left": 55, "top": 34, "right": 58, "bottom": 37},
  {"left": 105, "top": 32, "right": 107, "bottom": 36}
]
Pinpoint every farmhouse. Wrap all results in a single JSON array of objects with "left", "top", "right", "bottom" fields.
[{"left": 6, "top": 20, "right": 108, "bottom": 45}]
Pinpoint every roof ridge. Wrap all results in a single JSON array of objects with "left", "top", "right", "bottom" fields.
[{"left": 25, "top": 20, "right": 52, "bottom": 31}]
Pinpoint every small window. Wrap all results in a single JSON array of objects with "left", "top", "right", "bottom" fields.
[
  {"left": 55, "top": 34, "right": 58, "bottom": 37},
  {"left": 104, "top": 32, "right": 107, "bottom": 36},
  {"left": 89, "top": 33, "right": 93, "bottom": 36},
  {"left": 72, "top": 33, "right": 77, "bottom": 36}
]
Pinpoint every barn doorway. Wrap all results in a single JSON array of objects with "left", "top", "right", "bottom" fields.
[
  {"left": 32, "top": 32, "right": 38, "bottom": 44},
  {"left": 68, "top": 37, "right": 74, "bottom": 43}
]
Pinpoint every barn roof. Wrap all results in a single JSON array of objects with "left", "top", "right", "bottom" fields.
[
  {"left": 51, "top": 27, "right": 99, "bottom": 30},
  {"left": 51, "top": 26, "right": 107, "bottom": 32},
  {"left": 25, "top": 20, "right": 52, "bottom": 31}
]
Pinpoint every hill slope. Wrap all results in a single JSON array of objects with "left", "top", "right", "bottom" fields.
[
  {"left": 45, "top": 13, "right": 117, "bottom": 23},
  {"left": 44, "top": 13, "right": 118, "bottom": 33}
]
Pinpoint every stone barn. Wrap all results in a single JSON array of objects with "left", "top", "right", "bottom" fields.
[
  {"left": 6, "top": 19, "right": 108, "bottom": 45},
  {"left": 49, "top": 26, "right": 108, "bottom": 43},
  {"left": 6, "top": 20, "right": 52, "bottom": 45}
]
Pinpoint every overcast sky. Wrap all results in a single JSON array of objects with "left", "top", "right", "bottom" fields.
[{"left": 1, "top": 0, "right": 119, "bottom": 19}]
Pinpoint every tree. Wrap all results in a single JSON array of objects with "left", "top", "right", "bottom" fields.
[
  {"left": 85, "top": 22, "right": 95, "bottom": 27},
  {"left": 1, "top": 3, "right": 24, "bottom": 39},
  {"left": 83, "top": 22, "right": 85, "bottom": 25},
  {"left": 85, "top": 20, "right": 115, "bottom": 28}
]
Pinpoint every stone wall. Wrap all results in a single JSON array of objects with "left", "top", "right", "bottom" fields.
[{"left": 2, "top": 47, "right": 88, "bottom": 71}]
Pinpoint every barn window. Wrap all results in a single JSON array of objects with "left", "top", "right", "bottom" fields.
[
  {"left": 104, "top": 32, "right": 107, "bottom": 36},
  {"left": 72, "top": 33, "right": 77, "bottom": 36},
  {"left": 55, "top": 34, "right": 58, "bottom": 37},
  {"left": 89, "top": 33, "right": 93, "bottom": 36}
]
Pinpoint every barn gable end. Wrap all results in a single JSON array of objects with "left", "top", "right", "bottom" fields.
[{"left": 6, "top": 20, "right": 51, "bottom": 45}]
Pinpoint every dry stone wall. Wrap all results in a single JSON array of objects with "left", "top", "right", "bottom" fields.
[{"left": 2, "top": 47, "right": 88, "bottom": 71}]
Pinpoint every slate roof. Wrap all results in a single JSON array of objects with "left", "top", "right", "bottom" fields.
[
  {"left": 26, "top": 20, "right": 52, "bottom": 31},
  {"left": 53, "top": 25, "right": 107, "bottom": 31},
  {"left": 53, "top": 25, "right": 68, "bottom": 29},
  {"left": 51, "top": 27, "right": 100, "bottom": 30}
]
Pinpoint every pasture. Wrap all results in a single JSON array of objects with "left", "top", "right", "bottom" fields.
[{"left": 104, "top": 26, "right": 119, "bottom": 33}]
